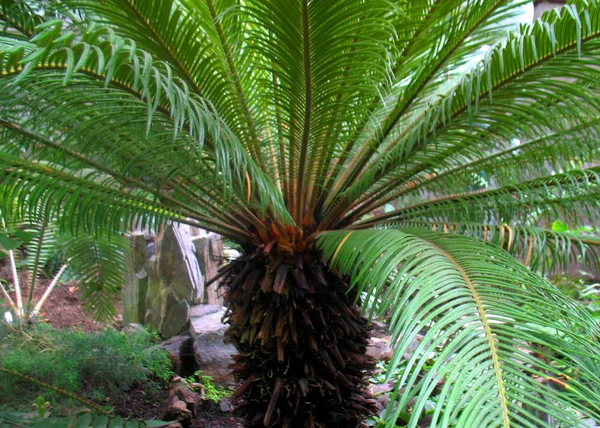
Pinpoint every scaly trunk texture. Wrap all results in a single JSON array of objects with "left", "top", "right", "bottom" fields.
[{"left": 222, "top": 248, "right": 376, "bottom": 427}]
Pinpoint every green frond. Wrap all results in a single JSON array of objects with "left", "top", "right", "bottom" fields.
[
  {"left": 336, "top": 1, "right": 600, "bottom": 212},
  {"left": 61, "top": 231, "right": 131, "bottom": 321},
  {"left": 324, "top": 0, "right": 530, "bottom": 206},
  {"left": 0, "top": 153, "right": 206, "bottom": 234},
  {"left": 360, "top": 116, "right": 600, "bottom": 217},
  {"left": 357, "top": 167, "right": 600, "bottom": 228},
  {"left": 319, "top": 228, "right": 600, "bottom": 427},
  {"left": 385, "top": 220, "right": 600, "bottom": 274},
  {"left": 0, "top": 0, "right": 47, "bottom": 39},
  {"left": 56, "top": 0, "right": 267, "bottom": 158},
  {"left": 0, "top": 18, "right": 291, "bottom": 230}
]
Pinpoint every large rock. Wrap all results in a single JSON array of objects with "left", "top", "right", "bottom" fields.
[
  {"left": 189, "top": 305, "right": 235, "bottom": 386},
  {"left": 192, "top": 233, "right": 224, "bottom": 305},
  {"left": 144, "top": 224, "right": 203, "bottom": 338}
]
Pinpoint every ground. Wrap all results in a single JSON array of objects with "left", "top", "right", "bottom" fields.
[{"left": 0, "top": 266, "right": 244, "bottom": 427}]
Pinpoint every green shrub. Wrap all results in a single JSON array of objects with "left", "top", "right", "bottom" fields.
[{"left": 0, "top": 323, "right": 173, "bottom": 411}]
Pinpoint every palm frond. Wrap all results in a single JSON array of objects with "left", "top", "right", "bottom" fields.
[
  {"left": 0, "top": 18, "right": 291, "bottom": 231},
  {"left": 61, "top": 231, "right": 130, "bottom": 321},
  {"left": 356, "top": 120, "right": 600, "bottom": 219},
  {"left": 331, "top": 1, "right": 600, "bottom": 223},
  {"left": 356, "top": 167, "right": 600, "bottom": 228},
  {"left": 0, "top": 0, "right": 46, "bottom": 39},
  {"left": 319, "top": 228, "right": 600, "bottom": 427},
  {"left": 384, "top": 220, "right": 600, "bottom": 274}
]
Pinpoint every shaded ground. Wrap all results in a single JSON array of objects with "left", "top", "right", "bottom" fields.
[
  {"left": 0, "top": 267, "right": 119, "bottom": 331},
  {"left": 0, "top": 266, "right": 244, "bottom": 427}
]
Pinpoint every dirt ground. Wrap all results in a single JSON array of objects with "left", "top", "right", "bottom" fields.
[{"left": 0, "top": 265, "right": 244, "bottom": 427}]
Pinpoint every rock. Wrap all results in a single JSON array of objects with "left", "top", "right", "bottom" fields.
[
  {"left": 219, "top": 397, "right": 231, "bottom": 412},
  {"left": 366, "top": 336, "right": 393, "bottom": 361},
  {"left": 122, "top": 323, "right": 145, "bottom": 335},
  {"left": 175, "top": 385, "right": 202, "bottom": 416},
  {"left": 158, "top": 335, "right": 194, "bottom": 375},
  {"left": 192, "top": 233, "right": 225, "bottom": 305},
  {"left": 160, "top": 292, "right": 191, "bottom": 339},
  {"left": 162, "top": 396, "right": 192, "bottom": 424},
  {"left": 144, "top": 223, "right": 203, "bottom": 338},
  {"left": 189, "top": 305, "right": 236, "bottom": 386},
  {"left": 159, "top": 335, "right": 193, "bottom": 356},
  {"left": 190, "top": 304, "right": 222, "bottom": 318}
]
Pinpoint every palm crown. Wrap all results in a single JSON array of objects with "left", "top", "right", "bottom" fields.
[{"left": 1, "top": 0, "right": 600, "bottom": 426}]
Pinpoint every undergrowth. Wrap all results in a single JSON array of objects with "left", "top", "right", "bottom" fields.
[
  {"left": 0, "top": 323, "right": 173, "bottom": 412},
  {"left": 185, "top": 370, "right": 232, "bottom": 402}
]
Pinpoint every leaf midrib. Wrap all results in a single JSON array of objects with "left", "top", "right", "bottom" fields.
[{"left": 432, "top": 243, "right": 510, "bottom": 428}]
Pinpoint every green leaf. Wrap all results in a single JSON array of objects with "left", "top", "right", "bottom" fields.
[
  {"left": 0, "top": 233, "right": 21, "bottom": 251},
  {"left": 552, "top": 220, "right": 570, "bottom": 233}
]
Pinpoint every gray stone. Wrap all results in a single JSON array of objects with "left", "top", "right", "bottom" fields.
[
  {"left": 193, "top": 234, "right": 224, "bottom": 305},
  {"left": 219, "top": 397, "right": 231, "bottom": 412},
  {"left": 155, "top": 226, "right": 197, "bottom": 302},
  {"left": 190, "top": 304, "right": 222, "bottom": 318},
  {"left": 143, "top": 224, "right": 204, "bottom": 338},
  {"left": 122, "top": 323, "right": 145, "bottom": 335},
  {"left": 159, "top": 334, "right": 193, "bottom": 356},
  {"left": 190, "top": 305, "right": 236, "bottom": 386},
  {"left": 190, "top": 310, "right": 226, "bottom": 337},
  {"left": 160, "top": 292, "right": 191, "bottom": 338}
]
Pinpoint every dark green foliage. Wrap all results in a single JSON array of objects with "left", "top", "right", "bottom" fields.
[
  {"left": 0, "top": 410, "right": 173, "bottom": 427},
  {"left": 0, "top": 324, "right": 173, "bottom": 411}
]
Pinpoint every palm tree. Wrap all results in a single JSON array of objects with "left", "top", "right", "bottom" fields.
[{"left": 2, "top": 0, "right": 600, "bottom": 426}]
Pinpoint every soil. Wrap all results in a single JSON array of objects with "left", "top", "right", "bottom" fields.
[
  {"left": 110, "top": 385, "right": 244, "bottom": 427},
  {"left": 0, "top": 267, "right": 120, "bottom": 331},
  {"left": 111, "top": 383, "right": 171, "bottom": 420},
  {"left": 0, "top": 265, "right": 244, "bottom": 427}
]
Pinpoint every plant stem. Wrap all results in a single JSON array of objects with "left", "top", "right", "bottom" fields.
[
  {"left": 32, "top": 264, "right": 68, "bottom": 317},
  {"left": 0, "top": 366, "right": 109, "bottom": 415},
  {"left": 0, "top": 280, "right": 18, "bottom": 316},
  {"left": 7, "top": 247, "right": 23, "bottom": 317}
]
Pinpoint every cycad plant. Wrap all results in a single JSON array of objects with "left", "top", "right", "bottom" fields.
[
  {"left": 1, "top": 0, "right": 600, "bottom": 426},
  {"left": 0, "top": 194, "right": 129, "bottom": 322}
]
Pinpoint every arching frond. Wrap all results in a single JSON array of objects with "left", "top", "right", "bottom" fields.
[
  {"left": 331, "top": 1, "right": 600, "bottom": 224},
  {"left": 319, "top": 229, "right": 600, "bottom": 427},
  {"left": 356, "top": 167, "right": 600, "bottom": 228},
  {"left": 61, "top": 231, "right": 130, "bottom": 321},
  {"left": 384, "top": 220, "right": 600, "bottom": 274},
  {"left": 0, "top": 18, "right": 291, "bottom": 233}
]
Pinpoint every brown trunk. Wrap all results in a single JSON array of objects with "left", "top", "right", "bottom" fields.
[{"left": 222, "top": 249, "right": 376, "bottom": 427}]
